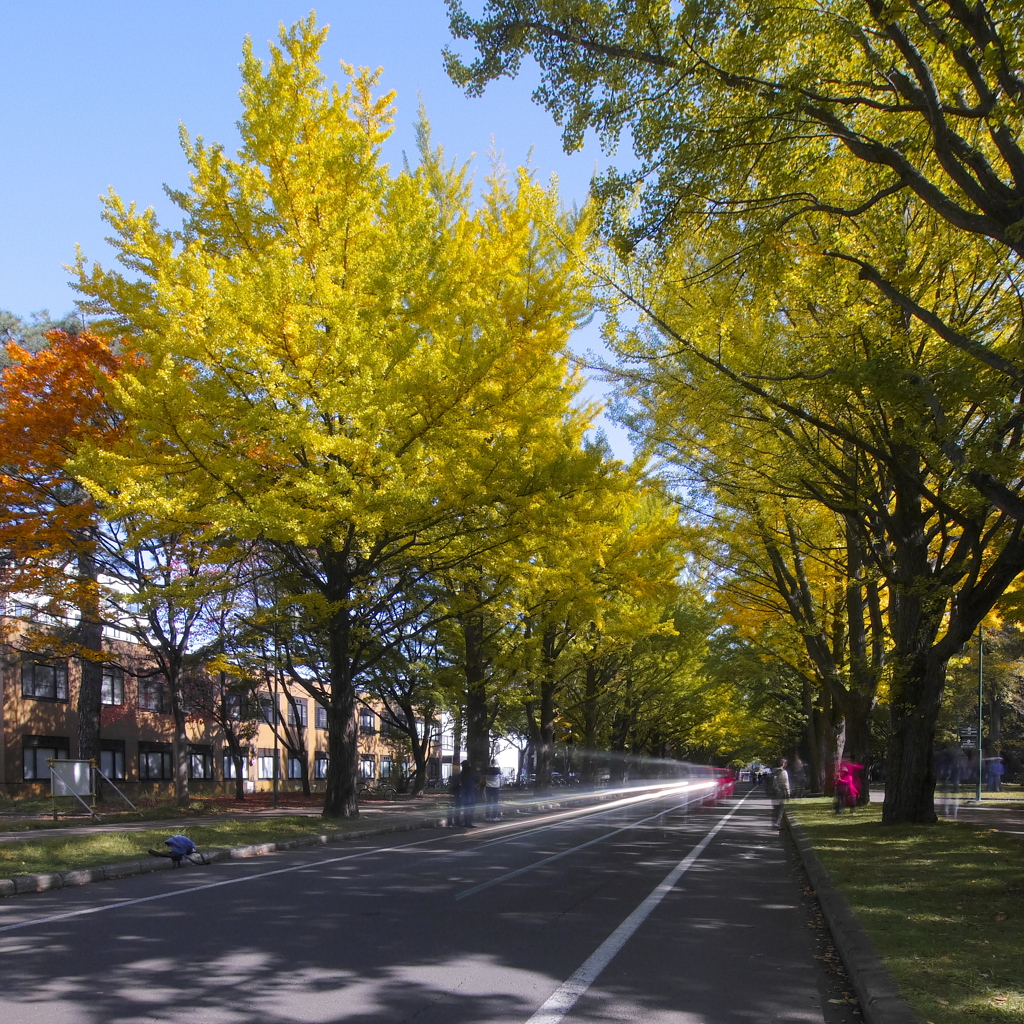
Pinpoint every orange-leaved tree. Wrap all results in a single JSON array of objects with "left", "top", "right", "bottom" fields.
[{"left": 0, "top": 330, "right": 126, "bottom": 761}]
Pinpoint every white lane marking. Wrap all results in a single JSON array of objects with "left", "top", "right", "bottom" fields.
[
  {"left": 524, "top": 792, "right": 750, "bottom": 1024},
  {"left": 456, "top": 793, "right": 707, "bottom": 899},
  {"left": 0, "top": 785, "right": 718, "bottom": 937},
  {"left": 0, "top": 794, "right": 697, "bottom": 937},
  {"left": 0, "top": 837, "right": 446, "bottom": 935}
]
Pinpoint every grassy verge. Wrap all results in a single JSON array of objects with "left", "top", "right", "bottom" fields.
[
  {"left": 0, "top": 814, "right": 431, "bottom": 879},
  {"left": 789, "top": 799, "right": 1023, "bottom": 1024}
]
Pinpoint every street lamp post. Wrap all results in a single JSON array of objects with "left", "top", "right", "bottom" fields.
[{"left": 976, "top": 624, "right": 984, "bottom": 803}]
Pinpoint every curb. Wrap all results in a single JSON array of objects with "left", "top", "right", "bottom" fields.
[
  {"left": 0, "top": 793, "right": 607, "bottom": 900},
  {"left": 0, "top": 811, "right": 448, "bottom": 900},
  {"left": 786, "top": 812, "right": 922, "bottom": 1024}
]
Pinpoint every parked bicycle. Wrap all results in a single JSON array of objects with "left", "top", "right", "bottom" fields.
[{"left": 357, "top": 782, "right": 397, "bottom": 800}]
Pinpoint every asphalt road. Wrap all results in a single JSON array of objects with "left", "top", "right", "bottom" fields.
[{"left": 0, "top": 783, "right": 854, "bottom": 1024}]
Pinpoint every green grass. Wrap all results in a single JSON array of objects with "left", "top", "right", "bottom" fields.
[
  {"left": 0, "top": 814, "right": 426, "bottom": 878},
  {"left": 789, "top": 799, "right": 1024, "bottom": 1024}
]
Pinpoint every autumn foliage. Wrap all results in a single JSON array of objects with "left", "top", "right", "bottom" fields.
[{"left": 0, "top": 330, "right": 126, "bottom": 630}]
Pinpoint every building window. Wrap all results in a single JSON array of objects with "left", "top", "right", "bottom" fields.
[
  {"left": 287, "top": 756, "right": 304, "bottom": 780},
  {"left": 99, "top": 741, "right": 126, "bottom": 780},
  {"left": 359, "top": 708, "right": 376, "bottom": 734},
  {"left": 314, "top": 753, "right": 329, "bottom": 779},
  {"left": 23, "top": 736, "right": 70, "bottom": 780},
  {"left": 287, "top": 698, "right": 308, "bottom": 728},
  {"left": 138, "top": 742, "right": 173, "bottom": 780},
  {"left": 315, "top": 704, "right": 328, "bottom": 730},
  {"left": 223, "top": 752, "right": 249, "bottom": 779},
  {"left": 189, "top": 746, "right": 214, "bottom": 780},
  {"left": 260, "top": 695, "right": 279, "bottom": 726},
  {"left": 359, "top": 755, "right": 376, "bottom": 779},
  {"left": 101, "top": 665, "right": 125, "bottom": 706},
  {"left": 225, "top": 693, "right": 243, "bottom": 721},
  {"left": 380, "top": 756, "right": 394, "bottom": 779},
  {"left": 21, "top": 658, "right": 69, "bottom": 702},
  {"left": 138, "top": 675, "right": 169, "bottom": 713},
  {"left": 257, "top": 749, "right": 278, "bottom": 780}
]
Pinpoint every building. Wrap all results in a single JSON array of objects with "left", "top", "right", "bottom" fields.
[{"left": 1, "top": 616, "right": 441, "bottom": 800}]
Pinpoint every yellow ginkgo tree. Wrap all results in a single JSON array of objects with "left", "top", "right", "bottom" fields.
[{"left": 73, "top": 17, "right": 595, "bottom": 817}]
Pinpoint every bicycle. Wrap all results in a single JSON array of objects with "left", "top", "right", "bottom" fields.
[{"left": 357, "top": 782, "right": 397, "bottom": 800}]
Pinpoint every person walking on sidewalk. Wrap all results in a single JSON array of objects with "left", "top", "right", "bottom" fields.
[
  {"left": 460, "top": 760, "right": 479, "bottom": 827},
  {"left": 448, "top": 764, "right": 463, "bottom": 827},
  {"left": 986, "top": 756, "right": 1005, "bottom": 792},
  {"left": 771, "top": 758, "right": 791, "bottom": 827},
  {"left": 484, "top": 763, "right": 502, "bottom": 820}
]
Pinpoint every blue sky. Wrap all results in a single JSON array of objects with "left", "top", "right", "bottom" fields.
[{"left": 0, "top": 2, "right": 632, "bottom": 453}]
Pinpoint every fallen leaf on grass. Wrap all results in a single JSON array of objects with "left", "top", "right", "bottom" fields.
[
  {"left": 993, "top": 996, "right": 1008, "bottom": 1003},
  {"left": 995, "top": 913, "right": 1007, "bottom": 921}
]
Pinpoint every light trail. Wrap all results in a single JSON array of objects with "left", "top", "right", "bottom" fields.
[
  {"left": 456, "top": 792, "right": 707, "bottom": 899},
  {"left": 470, "top": 781, "right": 715, "bottom": 851}
]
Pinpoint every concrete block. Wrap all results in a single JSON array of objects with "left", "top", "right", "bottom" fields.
[
  {"left": 0, "top": 878, "right": 16, "bottom": 898},
  {"left": 103, "top": 861, "right": 140, "bottom": 880},
  {"left": 14, "top": 873, "right": 60, "bottom": 894},
  {"left": 59, "top": 869, "right": 96, "bottom": 888}
]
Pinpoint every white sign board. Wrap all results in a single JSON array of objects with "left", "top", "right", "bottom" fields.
[{"left": 50, "top": 759, "right": 93, "bottom": 797}]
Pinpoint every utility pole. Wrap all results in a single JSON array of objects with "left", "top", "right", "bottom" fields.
[{"left": 976, "top": 624, "right": 983, "bottom": 803}]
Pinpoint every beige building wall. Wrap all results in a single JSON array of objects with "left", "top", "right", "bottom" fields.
[{"left": 1, "top": 620, "right": 439, "bottom": 799}]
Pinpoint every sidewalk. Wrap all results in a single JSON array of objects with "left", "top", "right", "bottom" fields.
[
  {"left": 936, "top": 800, "right": 1024, "bottom": 834},
  {"left": 0, "top": 787, "right": 626, "bottom": 897},
  {"left": 0, "top": 796, "right": 438, "bottom": 843}
]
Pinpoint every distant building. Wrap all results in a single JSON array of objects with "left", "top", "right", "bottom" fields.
[{"left": 1, "top": 614, "right": 441, "bottom": 799}]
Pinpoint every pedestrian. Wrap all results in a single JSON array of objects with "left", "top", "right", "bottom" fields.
[
  {"left": 986, "top": 756, "right": 1005, "bottom": 792},
  {"left": 148, "top": 834, "right": 204, "bottom": 867},
  {"left": 937, "top": 744, "right": 959, "bottom": 816},
  {"left": 448, "top": 764, "right": 463, "bottom": 827},
  {"left": 791, "top": 757, "right": 809, "bottom": 799},
  {"left": 833, "top": 760, "right": 862, "bottom": 813},
  {"left": 484, "top": 763, "right": 502, "bottom": 821},
  {"left": 460, "top": 760, "right": 478, "bottom": 827},
  {"left": 770, "top": 758, "right": 790, "bottom": 827}
]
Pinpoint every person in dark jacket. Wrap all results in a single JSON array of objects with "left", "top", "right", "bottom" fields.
[
  {"left": 460, "top": 760, "right": 478, "bottom": 827},
  {"left": 448, "top": 764, "right": 463, "bottom": 827}
]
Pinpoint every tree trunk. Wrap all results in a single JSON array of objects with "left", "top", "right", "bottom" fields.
[
  {"left": 223, "top": 714, "right": 247, "bottom": 801},
  {"left": 813, "top": 685, "right": 844, "bottom": 796},
  {"left": 881, "top": 469, "right": 946, "bottom": 825},
  {"left": 882, "top": 650, "right": 946, "bottom": 824},
  {"left": 322, "top": 558, "right": 359, "bottom": 818},
  {"left": 452, "top": 705, "right": 463, "bottom": 772},
  {"left": 843, "top": 691, "right": 874, "bottom": 805},
  {"left": 534, "top": 675, "right": 556, "bottom": 795},
  {"left": 802, "top": 675, "right": 821, "bottom": 791},
  {"left": 171, "top": 690, "right": 190, "bottom": 808},
  {"left": 74, "top": 539, "right": 104, "bottom": 762},
  {"left": 404, "top": 700, "right": 431, "bottom": 796},
  {"left": 462, "top": 611, "right": 490, "bottom": 772},
  {"left": 580, "top": 660, "right": 602, "bottom": 785}
]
